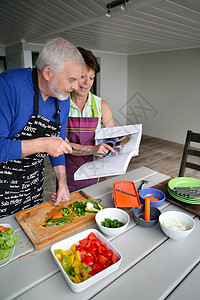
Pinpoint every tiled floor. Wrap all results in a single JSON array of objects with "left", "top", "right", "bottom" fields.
[{"left": 43, "top": 135, "right": 200, "bottom": 202}]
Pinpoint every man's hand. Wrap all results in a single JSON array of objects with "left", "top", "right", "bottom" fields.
[
  {"left": 51, "top": 186, "right": 70, "bottom": 206},
  {"left": 43, "top": 137, "right": 72, "bottom": 157},
  {"left": 52, "top": 165, "right": 70, "bottom": 206},
  {"left": 21, "top": 137, "right": 72, "bottom": 157}
]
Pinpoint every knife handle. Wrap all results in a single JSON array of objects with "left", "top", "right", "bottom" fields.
[{"left": 80, "top": 190, "right": 89, "bottom": 199}]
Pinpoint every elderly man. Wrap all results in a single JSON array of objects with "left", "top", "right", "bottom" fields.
[{"left": 0, "top": 38, "right": 84, "bottom": 218}]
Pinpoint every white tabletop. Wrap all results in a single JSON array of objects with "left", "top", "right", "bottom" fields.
[{"left": 1, "top": 167, "right": 199, "bottom": 300}]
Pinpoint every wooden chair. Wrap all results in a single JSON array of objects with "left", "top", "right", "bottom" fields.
[{"left": 179, "top": 130, "right": 200, "bottom": 177}]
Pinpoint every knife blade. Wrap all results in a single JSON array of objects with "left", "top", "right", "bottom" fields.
[
  {"left": 72, "top": 147, "right": 105, "bottom": 156},
  {"left": 80, "top": 190, "right": 91, "bottom": 200},
  {"left": 80, "top": 190, "right": 102, "bottom": 203}
]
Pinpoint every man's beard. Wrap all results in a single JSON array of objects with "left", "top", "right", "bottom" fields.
[{"left": 48, "top": 78, "right": 71, "bottom": 101}]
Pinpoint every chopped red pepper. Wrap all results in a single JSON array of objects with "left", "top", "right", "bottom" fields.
[
  {"left": 92, "top": 238, "right": 101, "bottom": 247},
  {"left": 97, "top": 245, "right": 106, "bottom": 254},
  {"left": 104, "top": 249, "right": 113, "bottom": 259},
  {"left": 111, "top": 253, "right": 119, "bottom": 264},
  {"left": 83, "top": 256, "right": 94, "bottom": 267},
  {"left": 88, "top": 232, "right": 97, "bottom": 240},
  {"left": 98, "top": 255, "right": 111, "bottom": 269},
  {"left": 93, "top": 262, "right": 103, "bottom": 273}
]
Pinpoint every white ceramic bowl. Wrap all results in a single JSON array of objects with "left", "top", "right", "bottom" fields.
[
  {"left": 95, "top": 208, "right": 130, "bottom": 236},
  {"left": 159, "top": 211, "right": 195, "bottom": 241}
]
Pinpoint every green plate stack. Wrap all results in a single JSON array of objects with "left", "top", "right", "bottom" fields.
[{"left": 167, "top": 177, "right": 200, "bottom": 205}]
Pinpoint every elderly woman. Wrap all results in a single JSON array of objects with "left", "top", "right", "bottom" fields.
[{"left": 65, "top": 47, "right": 115, "bottom": 192}]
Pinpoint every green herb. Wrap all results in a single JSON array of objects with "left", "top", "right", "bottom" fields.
[
  {"left": 101, "top": 218, "right": 125, "bottom": 228},
  {"left": 0, "top": 227, "right": 18, "bottom": 260}
]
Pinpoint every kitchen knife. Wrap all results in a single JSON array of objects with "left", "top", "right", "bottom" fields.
[
  {"left": 80, "top": 190, "right": 92, "bottom": 200},
  {"left": 72, "top": 147, "right": 105, "bottom": 156}
]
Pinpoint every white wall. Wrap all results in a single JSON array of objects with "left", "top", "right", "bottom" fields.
[
  {"left": 93, "top": 51, "right": 127, "bottom": 126},
  {"left": 127, "top": 48, "right": 200, "bottom": 144},
  {"left": 0, "top": 45, "right": 5, "bottom": 56}
]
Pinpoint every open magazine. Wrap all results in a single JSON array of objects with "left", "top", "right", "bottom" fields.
[{"left": 74, "top": 124, "right": 142, "bottom": 180}]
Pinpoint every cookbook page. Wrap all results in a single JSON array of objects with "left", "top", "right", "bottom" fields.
[{"left": 74, "top": 124, "right": 142, "bottom": 180}]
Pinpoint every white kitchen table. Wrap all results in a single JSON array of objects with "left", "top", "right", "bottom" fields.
[{"left": 1, "top": 166, "right": 200, "bottom": 300}]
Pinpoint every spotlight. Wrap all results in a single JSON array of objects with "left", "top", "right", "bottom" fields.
[
  {"left": 106, "top": 0, "right": 129, "bottom": 17},
  {"left": 121, "top": 3, "right": 126, "bottom": 11},
  {"left": 106, "top": 8, "right": 111, "bottom": 17}
]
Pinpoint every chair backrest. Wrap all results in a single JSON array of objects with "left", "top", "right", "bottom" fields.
[{"left": 179, "top": 130, "right": 200, "bottom": 177}]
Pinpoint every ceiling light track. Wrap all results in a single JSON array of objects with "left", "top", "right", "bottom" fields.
[{"left": 106, "top": 0, "right": 129, "bottom": 17}]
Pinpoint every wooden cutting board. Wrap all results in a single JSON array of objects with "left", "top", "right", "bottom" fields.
[{"left": 15, "top": 191, "right": 103, "bottom": 250}]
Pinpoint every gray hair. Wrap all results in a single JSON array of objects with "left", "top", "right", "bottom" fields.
[{"left": 36, "top": 38, "right": 84, "bottom": 73}]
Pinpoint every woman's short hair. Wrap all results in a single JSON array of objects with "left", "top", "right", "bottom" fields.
[
  {"left": 77, "top": 47, "right": 100, "bottom": 74},
  {"left": 36, "top": 38, "right": 84, "bottom": 73}
]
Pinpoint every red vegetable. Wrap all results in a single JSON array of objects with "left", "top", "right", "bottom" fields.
[
  {"left": 104, "top": 249, "right": 113, "bottom": 259},
  {"left": 97, "top": 245, "right": 105, "bottom": 254},
  {"left": 93, "top": 263, "right": 103, "bottom": 273},
  {"left": 98, "top": 255, "right": 111, "bottom": 269},
  {"left": 88, "top": 232, "right": 96, "bottom": 240},
  {"left": 84, "top": 256, "right": 94, "bottom": 267},
  {"left": 92, "top": 238, "right": 101, "bottom": 247},
  {"left": 111, "top": 253, "right": 119, "bottom": 264},
  {"left": 0, "top": 226, "right": 9, "bottom": 232},
  {"left": 77, "top": 232, "right": 120, "bottom": 278}
]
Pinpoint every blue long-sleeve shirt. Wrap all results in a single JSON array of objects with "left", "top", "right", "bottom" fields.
[{"left": 0, "top": 68, "right": 69, "bottom": 167}]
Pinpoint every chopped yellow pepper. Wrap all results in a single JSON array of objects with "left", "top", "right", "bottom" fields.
[
  {"left": 68, "top": 254, "right": 75, "bottom": 263},
  {"left": 72, "top": 260, "right": 82, "bottom": 268},
  {"left": 74, "top": 267, "right": 80, "bottom": 274},
  {"left": 75, "top": 275, "right": 81, "bottom": 283},
  {"left": 71, "top": 243, "right": 76, "bottom": 253},
  {"left": 64, "top": 249, "right": 73, "bottom": 256},
  {"left": 75, "top": 250, "right": 81, "bottom": 261}
]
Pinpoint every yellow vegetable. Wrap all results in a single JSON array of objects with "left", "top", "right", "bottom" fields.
[
  {"left": 74, "top": 267, "right": 80, "bottom": 274},
  {"left": 72, "top": 260, "right": 82, "bottom": 268},
  {"left": 75, "top": 275, "right": 81, "bottom": 283},
  {"left": 75, "top": 250, "right": 81, "bottom": 261},
  {"left": 65, "top": 249, "right": 73, "bottom": 256},
  {"left": 55, "top": 249, "right": 65, "bottom": 261},
  {"left": 68, "top": 254, "right": 75, "bottom": 263},
  {"left": 71, "top": 243, "right": 76, "bottom": 253}
]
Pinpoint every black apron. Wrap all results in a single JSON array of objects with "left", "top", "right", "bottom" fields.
[{"left": 0, "top": 68, "right": 61, "bottom": 218}]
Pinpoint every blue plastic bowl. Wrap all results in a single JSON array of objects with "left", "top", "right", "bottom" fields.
[{"left": 139, "top": 188, "right": 165, "bottom": 207}]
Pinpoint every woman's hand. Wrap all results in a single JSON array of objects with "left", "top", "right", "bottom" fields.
[{"left": 93, "top": 143, "right": 115, "bottom": 156}]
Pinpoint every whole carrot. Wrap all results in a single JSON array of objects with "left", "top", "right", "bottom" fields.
[{"left": 144, "top": 197, "right": 150, "bottom": 221}]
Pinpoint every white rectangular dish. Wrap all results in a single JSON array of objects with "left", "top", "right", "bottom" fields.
[{"left": 51, "top": 228, "right": 122, "bottom": 293}]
